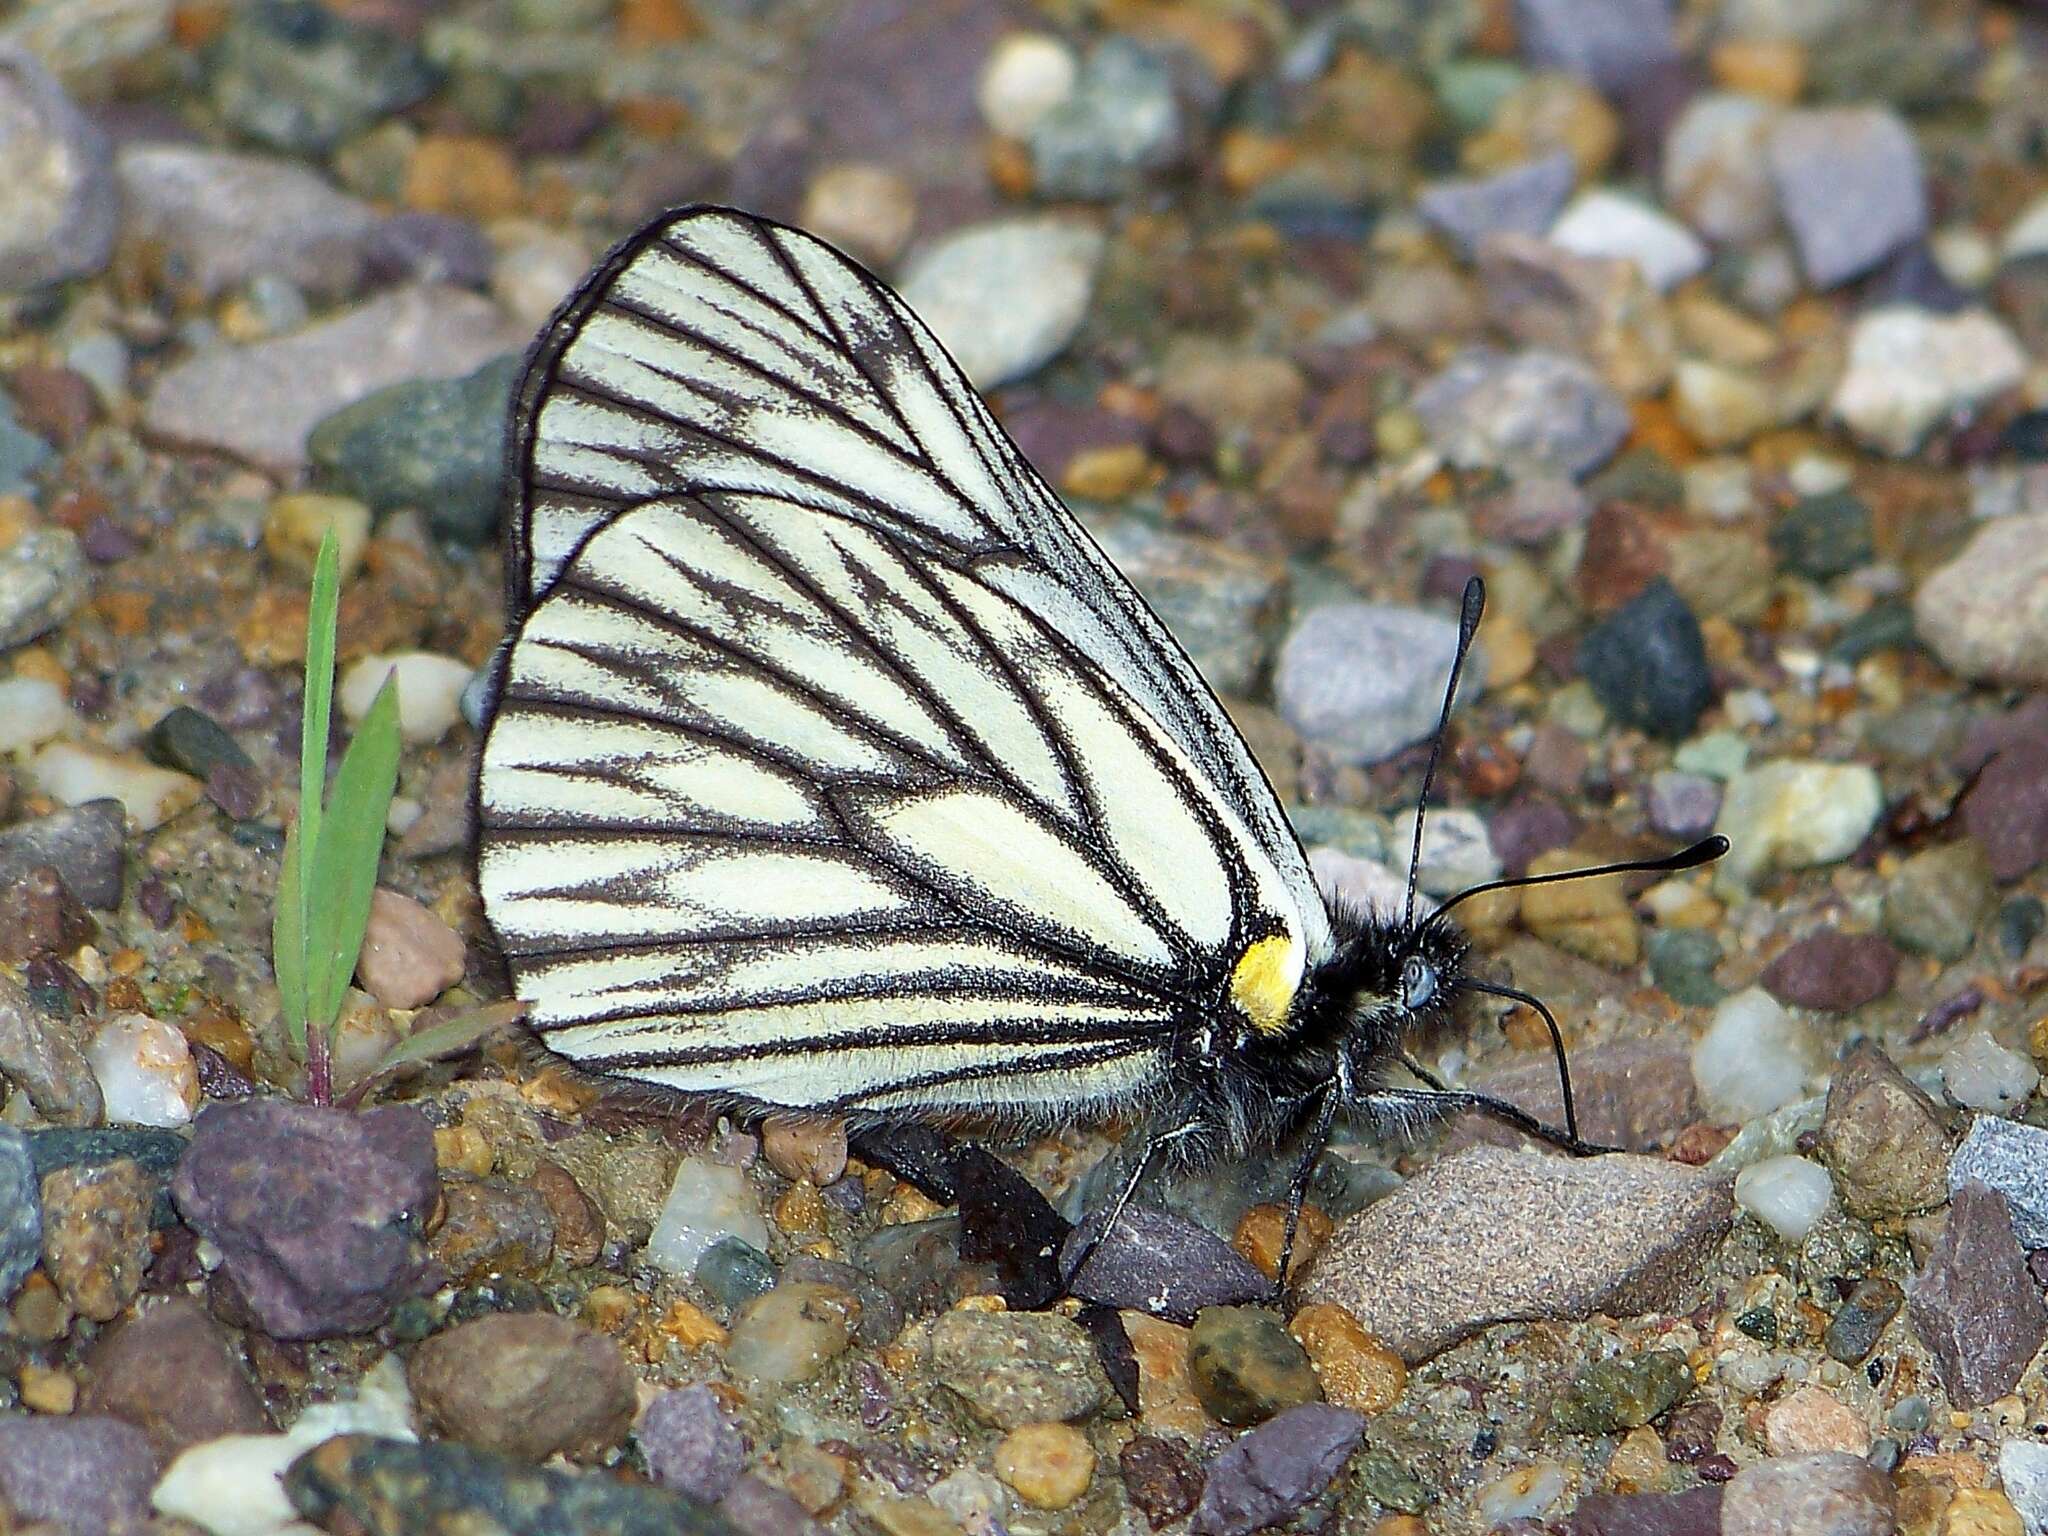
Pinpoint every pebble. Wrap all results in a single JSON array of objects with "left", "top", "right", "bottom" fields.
[
  {"left": 337, "top": 651, "right": 476, "bottom": 745},
  {"left": 0, "top": 861, "right": 94, "bottom": 963},
  {"left": 1671, "top": 358, "right": 1778, "bottom": 450},
  {"left": 409, "top": 1312, "right": 636, "bottom": 1461},
  {"left": 1830, "top": 307, "right": 2025, "bottom": 456},
  {"left": 145, "top": 706, "right": 253, "bottom": 796},
  {"left": 80, "top": 1294, "right": 270, "bottom": 1460},
  {"left": 0, "top": 525, "right": 86, "bottom": 650},
  {"left": 1691, "top": 987, "right": 1812, "bottom": 1122},
  {"left": 170, "top": 1100, "right": 439, "bottom": 1339},
  {"left": 1760, "top": 930, "right": 1898, "bottom": 1012},
  {"left": 430, "top": 1174, "right": 555, "bottom": 1283},
  {"left": 1960, "top": 742, "right": 2048, "bottom": 880},
  {"left": 114, "top": 144, "right": 374, "bottom": 302},
  {"left": 1822, "top": 1276, "right": 1903, "bottom": 1366},
  {"left": 1949, "top": 1116, "right": 2048, "bottom": 1248},
  {"left": 0, "top": 45, "right": 115, "bottom": 292},
  {"left": 0, "top": 673, "right": 67, "bottom": 751},
  {"left": 1646, "top": 770, "right": 1723, "bottom": 841},
  {"left": 1939, "top": 1029, "right": 2039, "bottom": 1114},
  {"left": 1286, "top": 1303, "right": 1406, "bottom": 1414},
  {"left": 798, "top": 162, "right": 917, "bottom": 269},
  {"left": 645, "top": 1154, "right": 771, "bottom": 1277},
  {"left": 1720, "top": 1452, "right": 1895, "bottom": 1536},
  {"left": 1570, "top": 1487, "right": 1725, "bottom": 1535},
  {"left": 1733, "top": 1155, "right": 1833, "bottom": 1243},
  {"left": 930, "top": 1308, "right": 1105, "bottom": 1428},
  {"left": 208, "top": 0, "right": 435, "bottom": 154},
  {"left": 1158, "top": 340, "right": 1307, "bottom": 438},
  {"left": 693, "top": 1235, "right": 777, "bottom": 1312},
  {"left": 1764, "top": 1386, "right": 1869, "bottom": 1457},
  {"left": 640, "top": 1383, "right": 747, "bottom": 1501},
  {"left": 1907, "top": 1180, "right": 2047, "bottom": 1407},
  {"left": 1060, "top": 1199, "right": 1269, "bottom": 1322},
  {"left": 1770, "top": 490, "right": 1873, "bottom": 581},
  {"left": 37, "top": 1156, "right": 152, "bottom": 1321},
  {"left": 1713, "top": 759, "right": 1883, "bottom": 891},
  {"left": 307, "top": 352, "right": 519, "bottom": 546},
  {"left": 993, "top": 1422, "right": 1094, "bottom": 1510},
  {"left": 1297, "top": 1147, "right": 1731, "bottom": 1362},
  {"left": 1187, "top": 1305, "right": 1321, "bottom": 1426},
  {"left": 0, "top": 1123, "right": 36, "bottom": 1300},
  {"left": 1520, "top": 850, "right": 1641, "bottom": 967},
  {"left": 1120, "top": 1435, "right": 1204, "bottom": 1528},
  {"left": 1090, "top": 517, "right": 1286, "bottom": 698},
  {"left": 1454, "top": 1036, "right": 1701, "bottom": 1154},
  {"left": 143, "top": 283, "right": 525, "bottom": 475},
  {"left": 725, "top": 1281, "right": 860, "bottom": 1387},
  {"left": 1882, "top": 840, "right": 1994, "bottom": 961},
  {"left": 977, "top": 31, "right": 1077, "bottom": 139},
  {"left": 1273, "top": 601, "right": 1462, "bottom": 766},
  {"left": 0, "top": 1416, "right": 157, "bottom": 1535},
  {"left": 1999, "top": 1441, "right": 2048, "bottom": 1536},
  {"left": 489, "top": 227, "right": 592, "bottom": 329},
  {"left": 1026, "top": 37, "right": 1181, "bottom": 201},
  {"left": 354, "top": 888, "right": 466, "bottom": 1010},
  {"left": 1916, "top": 513, "right": 2048, "bottom": 687},
  {"left": 1550, "top": 190, "right": 1710, "bottom": 293},
  {"left": 0, "top": 980, "right": 101, "bottom": 1130},
  {"left": 1411, "top": 348, "right": 1630, "bottom": 480},
  {"left": 85, "top": 1012, "right": 198, "bottom": 1128},
  {"left": 1578, "top": 580, "right": 1715, "bottom": 739},
  {"left": 1767, "top": 106, "right": 1927, "bottom": 289},
  {"left": 1189, "top": 1403, "right": 1365, "bottom": 1536},
  {"left": 1662, "top": 94, "right": 1780, "bottom": 245},
  {"left": 285, "top": 1433, "right": 744, "bottom": 1536},
  {"left": 264, "top": 489, "right": 371, "bottom": 580},
  {"left": 1415, "top": 151, "right": 1576, "bottom": 259},
  {"left": 896, "top": 217, "right": 1104, "bottom": 389},
  {"left": 1514, "top": 0, "right": 1677, "bottom": 93},
  {"left": 26, "top": 743, "right": 201, "bottom": 833},
  {"left": 1648, "top": 927, "right": 1725, "bottom": 1006},
  {"left": 1814, "top": 1042, "right": 1951, "bottom": 1219},
  {"left": 1551, "top": 1349, "right": 1693, "bottom": 1434},
  {"left": 760, "top": 1115, "right": 849, "bottom": 1188}
]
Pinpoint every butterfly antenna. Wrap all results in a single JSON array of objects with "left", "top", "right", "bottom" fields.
[
  {"left": 1403, "top": 577, "right": 1488, "bottom": 932},
  {"left": 1429, "top": 834, "right": 1729, "bottom": 923},
  {"left": 1457, "top": 977, "right": 1585, "bottom": 1143}
]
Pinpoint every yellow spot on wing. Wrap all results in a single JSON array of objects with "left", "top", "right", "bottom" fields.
[{"left": 1230, "top": 931, "right": 1303, "bottom": 1035}]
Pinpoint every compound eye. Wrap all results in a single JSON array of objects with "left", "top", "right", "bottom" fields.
[{"left": 1401, "top": 955, "right": 1436, "bottom": 1012}]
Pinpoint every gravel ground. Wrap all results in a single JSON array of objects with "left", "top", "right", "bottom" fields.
[{"left": 3, "top": 1, "right": 2048, "bottom": 1534}]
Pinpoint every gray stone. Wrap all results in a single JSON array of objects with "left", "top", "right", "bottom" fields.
[
  {"left": 207, "top": 0, "right": 438, "bottom": 157},
  {"left": 1720, "top": 1452, "right": 1894, "bottom": 1536},
  {"left": 1450, "top": 1039, "right": 1700, "bottom": 1154},
  {"left": 1947, "top": 1114, "right": 2048, "bottom": 1248},
  {"left": 0, "top": 974, "right": 101, "bottom": 1126},
  {"left": 1190, "top": 1404, "right": 1365, "bottom": 1536},
  {"left": 897, "top": 217, "right": 1104, "bottom": 390},
  {"left": 1296, "top": 1147, "right": 1733, "bottom": 1362},
  {"left": 1412, "top": 347, "right": 1630, "bottom": 479},
  {"left": 0, "top": 43, "right": 115, "bottom": 292},
  {"left": 1908, "top": 1180, "right": 2047, "bottom": 1408},
  {"left": 1646, "top": 770, "right": 1723, "bottom": 841},
  {"left": 0, "top": 799, "right": 126, "bottom": 908},
  {"left": 1915, "top": 511, "right": 2048, "bottom": 688},
  {"left": 0, "top": 1416, "right": 158, "bottom": 1536},
  {"left": 639, "top": 1384, "right": 747, "bottom": 1502},
  {"left": 1998, "top": 1439, "right": 2048, "bottom": 1536},
  {"left": 1767, "top": 106, "right": 1927, "bottom": 289},
  {"left": 1027, "top": 37, "right": 1181, "bottom": 201},
  {"left": 0, "top": 526, "right": 86, "bottom": 650},
  {"left": 1882, "top": 840, "right": 1995, "bottom": 962},
  {"left": 1061, "top": 1201, "right": 1270, "bottom": 1323},
  {"left": 1514, "top": 0, "right": 1678, "bottom": 94},
  {"left": 0, "top": 390, "right": 51, "bottom": 493},
  {"left": 0, "top": 1123, "right": 37, "bottom": 1300},
  {"left": 1416, "top": 151, "right": 1576, "bottom": 259},
  {"left": 1274, "top": 601, "right": 1463, "bottom": 766},
  {"left": 1090, "top": 515, "right": 1285, "bottom": 698},
  {"left": 929, "top": 1308, "right": 1107, "bottom": 1429},
  {"left": 115, "top": 144, "right": 376, "bottom": 302},
  {"left": 1663, "top": 93, "right": 1781, "bottom": 246},
  {"left": 143, "top": 284, "right": 526, "bottom": 474},
  {"left": 308, "top": 353, "right": 521, "bottom": 546}
]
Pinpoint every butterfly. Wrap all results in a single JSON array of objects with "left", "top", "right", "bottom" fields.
[{"left": 472, "top": 206, "right": 1724, "bottom": 1279}]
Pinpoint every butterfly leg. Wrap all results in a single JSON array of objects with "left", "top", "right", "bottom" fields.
[
  {"left": 1271, "top": 1084, "right": 1341, "bottom": 1304},
  {"left": 1061, "top": 1119, "right": 1205, "bottom": 1290},
  {"left": 1363, "top": 1085, "right": 1617, "bottom": 1157}
]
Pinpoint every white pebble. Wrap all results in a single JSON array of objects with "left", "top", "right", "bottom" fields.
[
  {"left": 0, "top": 676, "right": 69, "bottom": 752},
  {"left": 87, "top": 1013, "right": 199, "bottom": 1129},
  {"left": 1692, "top": 987, "right": 1812, "bottom": 1123},
  {"left": 338, "top": 652, "right": 474, "bottom": 744},
  {"left": 897, "top": 217, "right": 1104, "bottom": 389},
  {"left": 27, "top": 742, "right": 201, "bottom": 831},
  {"left": 1713, "top": 759, "right": 1882, "bottom": 892},
  {"left": 1829, "top": 306, "right": 2026, "bottom": 457},
  {"left": 1938, "top": 1030, "right": 2040, "bottom": 1115},
  {"left": 1308, "top": 846, "right": 1408, "bottom": 922},
  {"left": 1549, "top": 189, "right": 1709, "bottom": 292},
  {"left": 1734, "top": 1155, "right": 1834, "bottom": 1242},
  {"left": 1998, "top": 1438, "right": 2048, "bottom": 1536},
  {"left": 490, "top": 227, "right": 593, "bottom": 329},
  {"left": 1387, "top": 806, "right": 1500, "bottom": 896},
  {"left": 977, "top": 32, "right": 1077, "bottom": 139},
  {"left": 645, "top": 1155, "right": 770, "bottom": 1276},
  {"left": 1475, "top": 1461, "right": 1567, "bottom": 1524}
]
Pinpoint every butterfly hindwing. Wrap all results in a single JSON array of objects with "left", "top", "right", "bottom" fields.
[{"left": 481, "top": 206, "right": 1332, "bottom": 1118}]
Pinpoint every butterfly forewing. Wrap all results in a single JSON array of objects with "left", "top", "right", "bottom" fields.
[{"left": 480, "top": 206, "right": 1331, "bottom": 1119}]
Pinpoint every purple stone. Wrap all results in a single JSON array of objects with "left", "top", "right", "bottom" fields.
[{"left": 640, "top": 1384, "right": 747, "bottom": 1503}]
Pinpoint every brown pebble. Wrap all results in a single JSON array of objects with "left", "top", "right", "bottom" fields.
[
  {"left": 1761, "top": 930, "right": 1899, "bottom": 1012},
  {"left": 993, "top": 1422, "right": 1095, "bottom": 1510},
  {"left": 427, "top": 1174, "right": 555, "bottom": 1284},
  {"left": 0, "top": 864, "right": 95, "bottom": 962},
  {"left": 355, "top": 888, "right": 466, "bottom": 1009},
  {"left": 404, "top": 135, "right": 525, "bottom": 220},
  {"left": 40, "top": 1160, "right": 155, "bottom": 1323},
  {"left": 19, "top": 1362, "right": 76, "bottom": 1414},
  {"left": 81, "top": 1294, "right": 270, "bottom": 1458},
  {"left": 760, "top": 1115, "right": 848, "bottom": 1187},
  {"left": 530, "top": 1161, "right": 606, "bottom": 1267},
  {"left": 1232, "top": 1202, "right": 1331, "bottom": 1284},
  {"left": 1288, "top": 1303, "right": 1407, "bottom": 1414},
  {"left": 407, "top": 1312, "right": 636, "bottom": 1461}
]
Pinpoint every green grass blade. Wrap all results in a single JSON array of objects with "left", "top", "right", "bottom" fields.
[
  {"left": 272, "top": 819, "right": 308, "bottom": 1054},
  {"left": 305, "top": 672, "right": 402, "bottom": 1029},
  {"left": 299, "top": 530, "right": 340, "bottom": 877}
]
